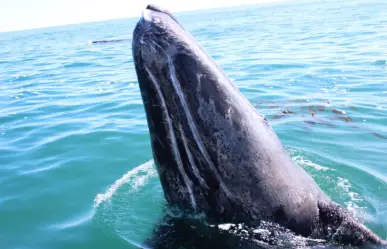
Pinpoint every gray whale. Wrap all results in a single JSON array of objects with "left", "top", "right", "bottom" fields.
[{"left": 131, "top": 4, "right": 387, "bottom": 248}]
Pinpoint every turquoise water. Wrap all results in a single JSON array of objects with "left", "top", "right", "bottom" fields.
[{"left": 1, "top": 0, "right": 387, "bottom": 248}]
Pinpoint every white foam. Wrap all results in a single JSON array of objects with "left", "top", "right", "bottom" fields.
[
  {"left": 218, "top": 223, "right": 233, "bottom": 230},
  {"left": 293, "top": 155, "right": 330, "bottom": 171},
  {"left": 93, "top": 160, "right": 157, "bottom": 209},
  {"left": 337, "top": 177, "right": 362, "bottom": 213},
  {"left": 253, "top": 229, "right": 268, "bottom": 234},
  {"left": 337, "top": 177, "right": 350, "bottom": 192},
  {"left": 335, "top": 178, "right": 378, "bottom": 224}
]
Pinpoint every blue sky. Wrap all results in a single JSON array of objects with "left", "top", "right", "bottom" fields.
[{"left": 1, "top": 0, "right": 281, "bottom": 32}]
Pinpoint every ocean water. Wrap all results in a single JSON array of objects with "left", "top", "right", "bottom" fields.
[{"left": 1, "top": 0, "right": 387, "bottom": 248}]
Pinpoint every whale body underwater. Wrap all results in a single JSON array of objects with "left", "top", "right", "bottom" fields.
[{"left": 131, "top": 4, "right": 387, "bottom": 248}]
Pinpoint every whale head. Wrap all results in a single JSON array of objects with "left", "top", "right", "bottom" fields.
[{"left": 133, "top": 4, "right": 326, "bottom": 236}]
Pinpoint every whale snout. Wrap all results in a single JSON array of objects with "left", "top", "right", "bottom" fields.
[
  {"left": 140, "top": 4, "right": 180, "bottom": 27},
  {"left": 132, "top": 4, "right": 189, "bottom": 73},
  {"left": 145, "top": 4, "right": 176, "bottom": 20}
]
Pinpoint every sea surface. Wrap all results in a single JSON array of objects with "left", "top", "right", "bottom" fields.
[{"left": 1, "top": 0, "right": 387, "bottom": 248}]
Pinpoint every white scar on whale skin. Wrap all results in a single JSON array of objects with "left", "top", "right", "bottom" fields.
[
  {"left": 145, "top": 65, "right": 196, "bottom": 210},
  {"left": 179, "top": 124, "right": 209, "bottom": 190},
  {"left": 167, "top": 55, "right": 233, "bottom": 198},
  {"left": 149, "top": 38, "right": 230, "bottom": 196}
]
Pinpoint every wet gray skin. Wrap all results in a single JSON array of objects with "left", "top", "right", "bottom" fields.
[{"left": 132, "top": 4, "right": 386, "bottom": 246}]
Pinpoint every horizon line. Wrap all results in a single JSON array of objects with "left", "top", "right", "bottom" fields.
[{"left": 0, "top": 0, "right": 289, "bottom": 34}]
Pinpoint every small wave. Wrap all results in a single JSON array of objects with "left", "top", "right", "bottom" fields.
[
  {"left": 292, "top": 155, "right": 331, "bottom": 171},
  {"left": 63, "top": 62, "right": 97, "bottom": 68},
  {"left": 19, "top": 159, "right": 70, "bottom": 175},
  {"left": 52, "top": 210, "right": 94, "bottom": 230},
  {"left": 375, "top": 60, "right": 386, "bottom": 66},
  {"left": 93, "top": 160, "right": 157, "bottom": 209}
]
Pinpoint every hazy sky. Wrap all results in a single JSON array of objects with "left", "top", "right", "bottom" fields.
[{"left": 1, "top": 0, "right": 281, "bottom": 32}]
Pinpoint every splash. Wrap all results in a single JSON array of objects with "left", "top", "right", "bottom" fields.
[
  {"left": 93, "top": 160, "right": 157, "bottom": 209},
  {"left": 211, "top": 221, "right": 326, "bottom": 247},
  {"left": 336, "top": 177, "right": 368, "bottom": 219},
  {"left": 92, "top": 159, "right": 163, "bottom": 248}
]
